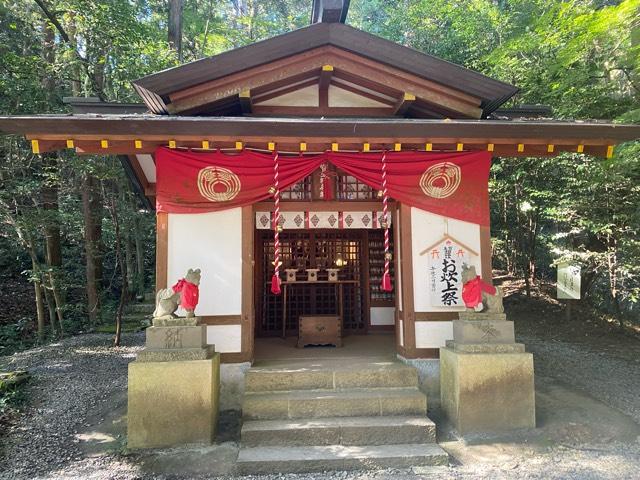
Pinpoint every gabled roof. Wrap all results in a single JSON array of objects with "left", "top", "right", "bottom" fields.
[{"left": 133, "top": 22, "right": 518, "bottom": 118}]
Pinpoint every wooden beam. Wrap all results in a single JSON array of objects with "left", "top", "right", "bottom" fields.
[
  {"left": 393, "top": 93, "right": 416, "bottom": 116},
  {"left": 239, "top": 90, "right": 252, "bottom": 114},
  {"left": 319, "top": 64, "right": 333, "bottom": 108},
  {"left": 156, "top": 212, "right": 168, "bottom": 291},
  {"left": 241, "top": 206, "right": 255, "bottom": 363},
  {"left": 252, "top": 78, "right": 318, "bottom": 104},
  {"left": 330, "top": 79, "right": 397, "bottom": 106},
  {"left": 251, "top": 106, "right": 393, "bottom": 116}
]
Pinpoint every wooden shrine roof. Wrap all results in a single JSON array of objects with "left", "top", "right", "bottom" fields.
[
  {"left": 1, "top": 114, "right": 638, "bottom": 158},
  {"left": 132, "top": 22, "right": 519, "bottom": 118}
]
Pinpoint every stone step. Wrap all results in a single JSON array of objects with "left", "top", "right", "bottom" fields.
[
  {"left": 245, "top": 361, "right": 418, "bottom": 392},
  {"left": 241, "top": 415, "right": 436, "bottom": 447},
  {"left": 243, "top": 387, "right": 427, "bottom": 420},
  {"left": 236, "top": 443, "right": 448, "bottom": 474}
]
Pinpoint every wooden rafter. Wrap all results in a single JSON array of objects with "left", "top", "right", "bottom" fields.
[
  {"left": 319, "top": 64, "right": 334, "bottom": 107},
  {"left": 252, "top": 78, "right": 319, "bottom": 104},
  {"left": 239, "top": 90, "right": 252, "bottom": 114},
  {"left": 330, "top": 78, "right": 397, "bottom": 107},
  {"left": 393, "top": 93, "right": 416, "bottom": 117}
]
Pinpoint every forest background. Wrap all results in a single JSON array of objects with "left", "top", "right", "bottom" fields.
[{"left": 0, "top": 0, "right": 638, "bottom": 353}]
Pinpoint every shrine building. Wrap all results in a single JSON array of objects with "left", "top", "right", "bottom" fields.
[{"left": 1, "top": 0, "right": 640, "bottom": 467}]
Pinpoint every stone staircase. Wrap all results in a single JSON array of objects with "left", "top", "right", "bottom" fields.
[{"left": 237, "top": 358, "right": 448, "bottom": 474}]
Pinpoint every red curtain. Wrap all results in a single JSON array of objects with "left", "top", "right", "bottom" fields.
[
  {"left": 155, "top": 147, "right": 491, "bottom": 225},
  {"left": 330, "top": 151, "right": 490, "bottom": 225},
  {"left": 155, "top": 147, "right": 323, "bottom": 213}
]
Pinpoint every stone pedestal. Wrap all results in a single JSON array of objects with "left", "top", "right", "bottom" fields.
[
  {"left": 127, "top": 318, "right": 221, "bottom": 449},
  {"left": 440, "top": 312, "right": 535, "bottom": 434}
]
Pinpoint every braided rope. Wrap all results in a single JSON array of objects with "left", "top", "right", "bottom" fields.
[
  {"left": 271, "top": 152, "right": 282, "bottom": 294},
  {"left": 381, "top": 151, "right": 392, "bottom": 292}
]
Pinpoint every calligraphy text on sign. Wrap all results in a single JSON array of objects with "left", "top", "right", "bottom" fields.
[
  {"left": 428, "top": 239, "right": 474, "bottom": 307},
  {"left": 557, "top": 263, "right": 581, "bottom": 300}
]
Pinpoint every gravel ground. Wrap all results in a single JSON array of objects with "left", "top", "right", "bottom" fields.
[
  {"left": 1, "top": 301, "right": 640, "bottom": 480},
  {"left": 0, "top": 333, "right": 144, "bottom": 479}
]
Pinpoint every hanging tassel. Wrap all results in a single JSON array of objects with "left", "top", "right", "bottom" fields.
[
  {"left": 270, "top": 273, "right": 281, "bottom": 295},
  {"left": 271, "top": 152, "right": 282, "bottom": 295},
  {"left": 380, "top": 151, "right": 393, "bottom": 292},
  {"left": 381, "top": 271, "right": 392, "bottom": 292}
]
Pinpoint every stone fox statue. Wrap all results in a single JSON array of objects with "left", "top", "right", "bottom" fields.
[
  {"left": 153, "top": 268, "right": 202, "bottom": 318},
  {"left": 461, "top": 264, "right": 504, "bottom": 313}
]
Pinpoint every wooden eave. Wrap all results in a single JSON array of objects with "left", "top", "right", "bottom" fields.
[
  {"left": 2, "top": 115, "right": 637, "bottom": 158},
  {"left": 132, "top": 22, "right": 518, "bottom": 117}
]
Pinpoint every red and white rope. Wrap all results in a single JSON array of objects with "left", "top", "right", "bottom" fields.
[
  {"left": 381, "top": 151, "right": 392, "bottom": 292},
  {"left": 271, "top": 152, "right": 282, "bottom": 294}
]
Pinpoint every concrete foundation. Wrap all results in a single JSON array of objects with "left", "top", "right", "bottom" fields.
[
  {"left": 440, "top": 347, "right": 535, "bottom": 434},
  {"left": 397, "top": 356, "right": 441, "bottom": 400},
  {"left": 220, "top": 362, "right": 252, "bottom": 411},
  {"left": 127, "top": 355, "right": 221, "bottom": 449}
]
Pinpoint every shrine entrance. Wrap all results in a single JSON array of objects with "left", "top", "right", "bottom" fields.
[{"left": 254, "top": 228, "right": 395, "bottom": 338}]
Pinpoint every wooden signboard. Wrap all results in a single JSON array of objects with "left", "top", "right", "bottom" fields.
[
  {"left": 558, "top": 262, "right": 581, "bottom": 300},
  {"left": 422, "top": 237, "right": 478, "bottom": 308}
]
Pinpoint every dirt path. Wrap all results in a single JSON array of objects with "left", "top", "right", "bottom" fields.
[{"left": 1, "top": 290, "right": 639, "bottom": 479}]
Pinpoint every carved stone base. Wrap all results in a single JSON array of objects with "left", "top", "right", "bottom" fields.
[
  {"left": 145, "top": 325, "right": 207, "bottom": 350},
  {"left": 136, "top": 345, "right": 215, "bottom": 363},
  {"left": 445, "top": 340, "right": 525, "bottom": 354},
  {"left": 452, "top": 319, "right": 515, "bottom": 345},
  {"left": 458, "top": 311, "right": 507, "bottom": 322},
  {"left": 152, "top": 315, "right": 201, "bottom": 327},
  {"left": 127, "top": 354, "right": 220, "bottom": 449},
  {"left": 440, "top": 347, "right": 535, "bottom": 434}
]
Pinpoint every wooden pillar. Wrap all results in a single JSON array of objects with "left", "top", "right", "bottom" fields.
[
  {"left": 398, "top": 203, "right": 416, "bottom": 356},
  {"left": 156, "top": 212, "right": 168, "bottom": 291},
  {"left": 480, "top": 224, "right": 493, "bottom": 283},
  {"left": 241, "top": 206, "right": 255, "bottom": 363}
]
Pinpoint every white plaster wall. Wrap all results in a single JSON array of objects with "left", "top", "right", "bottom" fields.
[
  {"left": 206, "top": 325, "right": 242, "bottom": 353},
  {"left": 370, "top": 307, "right": 395, "bottom": 326},
  {"left": 415, "top": 321, "right": 453, "bottom": 348},
  {"left": 398, "top": 319, "right": 404, "bottom": 346},
  {"left": 411, "top": 208, "right": 481, "bottom": 312},
  {"left": 167, "top": 209, "right": 242, "bottom": 316},
  {"left": 257, "top": 85, "right": 318, "bottom": 106}
]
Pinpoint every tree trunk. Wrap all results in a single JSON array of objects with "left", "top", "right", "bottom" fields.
[
  {"left": 82, "top": 173, "right": 103, "bottom": 327},
  {"left": 109, "top": 190, "right": 127, "bottom": 347},
  {"left": 31, "top": 256, "right": 46, "bottom": 343},
  {"left": 134, "top": 215, "right": 145, "bottom": 298},
  {"left": 606, "top": 233, "right": 622, "bottom": 320},
  {"left": 168, "top": 0, "right": 184, "bottom": 61},
  {"left": 124, "top": 228, "right": 136, "bottom": 298},
  {"left": 47, "top": 270, "right": 65, "bottom": 336}
]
